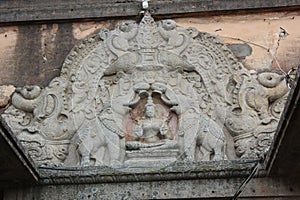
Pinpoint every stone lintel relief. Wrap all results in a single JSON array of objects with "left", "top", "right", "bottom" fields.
[{"left": 1, "top": 12, "right": 289, "bottom": 168}]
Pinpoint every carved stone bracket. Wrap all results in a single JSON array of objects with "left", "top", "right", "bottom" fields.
[{"left": 1, "top": 12, "right": 289, "bottom": 168}]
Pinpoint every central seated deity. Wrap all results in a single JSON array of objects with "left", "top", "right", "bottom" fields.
[
  {"left": 124, "top": 94, "right": 179, "bottom": 167},
  {"left": 133, "top": 96, "right": 169, "bottom": 143}
]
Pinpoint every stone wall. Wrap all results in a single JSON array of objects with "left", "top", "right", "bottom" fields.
[
  {"left": 1, "top": 11, "right": 300, "bottom": 88},
  {"left": 4, "top": 177, "right": 300, "bottom": 199}
]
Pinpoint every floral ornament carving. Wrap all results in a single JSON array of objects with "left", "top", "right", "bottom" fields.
[{"left": 2, "top": 12, "right": 288, "bottom": 167}]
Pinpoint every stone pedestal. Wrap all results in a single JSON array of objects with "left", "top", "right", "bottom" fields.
[{"left": 124, "top": 149, "right": 179, "bottom": 168}]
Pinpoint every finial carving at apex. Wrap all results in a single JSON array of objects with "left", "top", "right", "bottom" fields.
[{"left": 2, "top": 13, "right": 288, "bottom": 168}]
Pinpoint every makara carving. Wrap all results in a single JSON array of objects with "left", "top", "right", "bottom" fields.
[{"left": 2, "top": 12, "right": 288, "bottom": 168}]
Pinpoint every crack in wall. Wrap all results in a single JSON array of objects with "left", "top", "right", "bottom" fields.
[{"left": 270, "top": 27, "right": 289, "bottom": 73}]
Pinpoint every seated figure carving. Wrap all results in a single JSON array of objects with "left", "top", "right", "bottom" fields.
[{"left": 133, "top": 96, "right": 169, "bottom": 144}]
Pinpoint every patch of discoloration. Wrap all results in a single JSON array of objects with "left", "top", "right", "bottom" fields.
[
  {"left": 13, "top": 24, "right": 44, "bottom": 86},
  {"left": 72, "top": 21, "right": 120, "bottom": 40},
  {"left": 227, "top": 43, "right": 252, "bottom": 60},
  {"left": 0, "top": 26, "right": 18, "bottom": 86},
  {"left": 39, "top": 23, "right": 75, "bottom": 86},
  {"left": 10, "top": 23, "right": 75, "bottom": 87},
  {"left": 41, "top": 24, "right": 59, "bottom": 64}
]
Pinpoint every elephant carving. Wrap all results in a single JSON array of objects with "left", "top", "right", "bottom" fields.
[
  {"left": 75, "top": 107, "right": 126, "bottom": 167},
  {"left": 76, "top": 123, "right": 106, "bottom": 167},
  {"left": 175, "top": 107, "right": 226, "bottom": 161}
]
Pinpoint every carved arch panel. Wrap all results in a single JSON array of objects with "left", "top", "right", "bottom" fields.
[{"left": 2, "top": 12, "right": 288, "bottom": 168}]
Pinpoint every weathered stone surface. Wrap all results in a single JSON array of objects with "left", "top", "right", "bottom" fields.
[
  {"left": 0, "top": 85, "right": 15, "bottom": 108},
  {"left": 1, "top": 12, "right": 289, "bottom": 171},
  {"left": 4, "top": 177, "right": 300, "bottom": 199},
  {"left": 1, "top": 11, "right": 300, "bottom": 87},
  {"left": 0, "top": 2, "right": 300, "bottom": 200},
  {"left": 36, "top": 160, "right": 259, "bottom": 184}
]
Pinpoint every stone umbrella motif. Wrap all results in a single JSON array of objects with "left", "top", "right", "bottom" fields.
[{"left": 1, "top": 12, "right": 289, "bottom": 168}]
